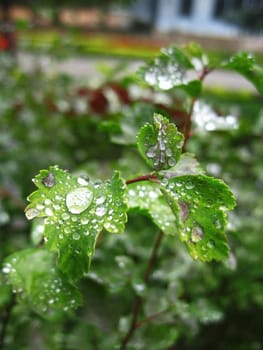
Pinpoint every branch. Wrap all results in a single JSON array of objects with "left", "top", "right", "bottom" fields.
[
  {"left": 182, "top": 65, "right": 212, "bottom": 152},
  {"left": 119, "top": 231, "right": 164, "bottom": 350},
  {"left": 126, "top": 174, "right": 159, "bottom": 186},
  {"left": 0, "top": 296, "right": 16, "bottom": 350},
  {"left": 134, "top": 306, "right": 172, "bottom": 329}
]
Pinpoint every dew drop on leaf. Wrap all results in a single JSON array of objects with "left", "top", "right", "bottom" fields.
[
  {"left": 42, "top": 173, "right": 55, "bottom": 188},
  {"left": 81, "top": 218, "right": 89, "bottom": 225},
  {"left": 95, "top": 206, "right": 107, "bottom": 217},
  {"left": 77, "top": 176, "right": 89, "bottom": 186},
  {"left": 191, "top": 225, "right": 203, "bottom": 242},
  {"left": 96, "top": 196, "right": 106, "bottom": 205},
  {"left": 66, "top": 187, "right": 93, "bottom": 214},
  {"left": 72, "top": 233, "right": 80, "bottom": 240},
  {"left": 25, "top": 208, "right": 40, "bottom": 220}
]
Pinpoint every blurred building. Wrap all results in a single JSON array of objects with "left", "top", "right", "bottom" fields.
[{"left": 131, "top": 0, "right": 263, "bottom": 35}]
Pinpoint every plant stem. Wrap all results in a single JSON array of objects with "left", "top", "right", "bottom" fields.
[
  {"left": 182, "top": 66, "right": 212, "bottom": 152},
  {"left": 119, "top": 231, "right": 164, "bottom": 350},
  {"left": 0, "top": 296, "right": 16, "bottom": 350},
  {"left": 126, "top": 174, "right": 159, "bottom": 186}
]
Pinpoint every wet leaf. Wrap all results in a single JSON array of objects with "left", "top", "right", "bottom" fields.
[
  {"left": 160, "top": 153, "right": 205, "bottom": 179},
  {"left": 127, "top": 182, "right": 177, "bottom": 235},
  {"left": 222, "top": 52, "right": 263, "bottom": 95},
  {"left": 2, "top": 249, "right": 82, "bottom": 315},
  {"left": 161, "top": 175, "right": 236, "bottom": 261},
  {"left": 137, "top": 113, "right": 184, "bottom": 171},
  {"left": 25, "top": 166, "right": 127, "bottom": 280},
  {"left": 139, "top": 45, "right": 193, "bottom": 90}
]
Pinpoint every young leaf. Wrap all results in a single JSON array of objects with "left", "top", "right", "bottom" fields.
[
  {"left": 137, "top": 113, "right": 184, "bottom": 171},
  {"left": 160, "top": 175, "right": 236, "bottom": 261},
  {"left": 222, "top": 52, "right": 263, "bottom": 95},
  {"left": 138, "top": 45, "right": 193, "bottom": 90},
  {"left": 2, "top": 249, "right": 82, "bottom": 314},
  {"left": 25, "top": 166, "right": 127, "bottom": 280},
  {"left": 127, "top": 182, "right": 177, "bottom": 236}
]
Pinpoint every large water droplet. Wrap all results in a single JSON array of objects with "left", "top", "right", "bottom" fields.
[
  {"left": 42, "top": 173, "right": 55, "bottom": 188},
  {"left": 191, "top": 225, "right": 203, "bottom": 242},
  {"left": 66, "top": 187, "right": 93, "bottom": 214},
  {"left": 25, "top": 208, "right": 40, "bottom": 220}
]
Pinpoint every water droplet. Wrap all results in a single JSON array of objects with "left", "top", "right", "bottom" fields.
[
  {"left": 72, "top": 232, "right": 80, "bottom": 240},
  {"left": 191, "top": 225, "right": 203, "bottom": 242},
  {"left": 42, "top": 173, "right": 55, "bottom": 188},
  {"left": 161, "top": 178, "right": 168, "bottom": 186},
  {"left": 96, "top": 196, "right": 106, "bottom": 205},
  {"left": 185, "top": 182, "right": 194, "bottom": 190},
  {"left": 45, "top": 208, "right": 53, "bottom": 217},
  {"left": 44, "top": 199, "right": 52, "bottom": 205},
  {"left": 59, "top": 233, "right": 64, "bottom": 239},
  {"left": 62, "top": 212, "right": 70, "bottom": 220},
  {"left": 66, "top": 187, "right": 93, "bottom": 214},
  {"left": 146, "top": 146, "right": 156, "bottom": 159},
  {"left": 25, "top": 208, "right": 39, "bottom": 220},
  {"left": 159, "top": 141, "right": 165, "bottom": 151},
  {"left": 77, "top": 176, "right": 89, "bottom": 186},
  {"left": 84, "top": 230, "right": 90, "bottom": 236},
  {"left": 149, "top": 191, "right": 158, "bottom": 199},
  {"left": 2, "top": 264, "right": 11, "bottom": 274},
  {"left": 166, "top": 148, "right": 173, "bottom": 157},
  {"left": 168, "top": 157, "right": 176, "bottom": 167},
  {"left": 95, "top": 206, "right": 107, "bottom": 217},
  {"left": 81, "top": 218, "right": 89, "bottom": 225}
]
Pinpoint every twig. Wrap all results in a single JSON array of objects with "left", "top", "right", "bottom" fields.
[
  {"left": 126, "top": 174, "right": 159, "bottom": 185},
  {"left": 134, "top": 307, "right": 172, "bottom": 329},
  {"left": 119, "top": 231, "right": 164, "bottom": 350},
  {"left": 182, "top": 65, "right": 212, "bottom": 152},
  {"left": 0, "top": 296, "right": 16, "bottom": 350}
]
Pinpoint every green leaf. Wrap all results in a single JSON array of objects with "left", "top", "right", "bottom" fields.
[
  {"left": 160, "top": 153, "right": 205, "bottom": 179},
  {"left": 127, "top": 182, "right": 177, "bottom": 235},
  {"left": 3, "top": 249, "right": 82, "bottom": 314},
  {"left": 161, "top": 175, "right": 236, "bottom": 261},
  {"left": 25, "top": 166, "right": 127, "bottom": 280},
  {"left": 222, "top": 52, "right": 263, "bottom": 95},
  {"left": 137, "top": 113, "right": 184, "bottom": 171},
  {"left": 138, "top": 45, "right": 194, "bottom": 90}
]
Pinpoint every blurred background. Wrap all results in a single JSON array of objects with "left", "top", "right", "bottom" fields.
[{"left": 0, "top": 1, "right": 263, "bottom": 350}]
